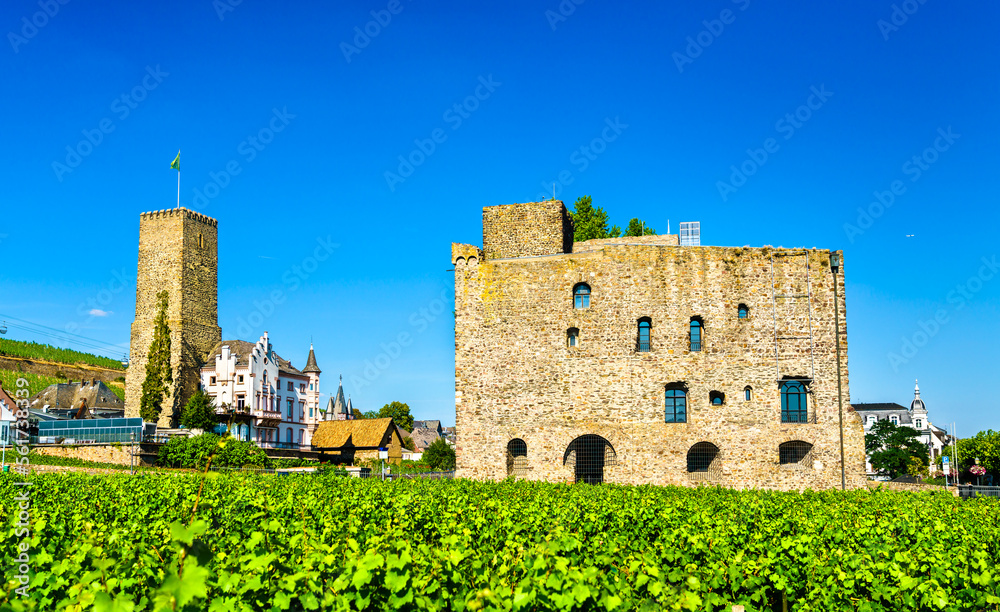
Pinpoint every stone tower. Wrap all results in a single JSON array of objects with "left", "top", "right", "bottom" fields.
[{"left": 125, "top": 208, "right": 222, "bottom": 427}]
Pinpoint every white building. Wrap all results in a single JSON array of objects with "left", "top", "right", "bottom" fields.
[
  {"left": 852, "top": 380, "right": 949, "bottom": 477},
  {"left": 199, "top": 332, "right": 324, "bottom": 448}
]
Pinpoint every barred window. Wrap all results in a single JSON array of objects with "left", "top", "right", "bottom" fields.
[
  {"left": 690, "top": 318, "right": 703, "bottom": 352},
  {"left": 637, "top": 318, "right": 652, "bottom": 352},
  {"left": 687, "top": 442, "right": 720, "bottom": 476},
  {"left": 779, "top": 441, "right": 813, "bottom": 465},
  {"left": 564, "top": 435, "right": 616, "bottom": 484},
  {"left": 506, "top": 439, "right": 528, "bottom": 477}
]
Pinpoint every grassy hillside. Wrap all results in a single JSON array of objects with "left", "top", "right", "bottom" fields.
[
  {"left": 0, "top": 338, "right": 125, "bottom": 370},
  {"left": 0, "top": 369, "right": 64, "bottom": 398}
]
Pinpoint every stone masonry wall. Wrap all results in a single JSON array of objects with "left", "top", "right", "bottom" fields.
[
  {"left": 34, "top": 444, "right": 133, "bottom": 466},
  {"left": 125, "top": 208, "right": 221, "bottom": 427},
  {"left": 482, "top": 201, "right": 573, "bottom": 260},
  {"left": 454, "top": 211, "right": 866, "bottom": 491}
]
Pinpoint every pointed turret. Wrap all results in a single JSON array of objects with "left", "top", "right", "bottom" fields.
[
  {"left": 346, "top": 396, "right": 354, "bottom": 419},
  {"left": 332, "top": 375, "right": 347, "bottom": 419},
  {"left": 302, "top": 344, "right": 321, "bottom": 374}
]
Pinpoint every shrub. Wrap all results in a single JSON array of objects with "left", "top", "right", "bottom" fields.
[{"left": 423, "top": 438, "right": 455, "bottom": 471}]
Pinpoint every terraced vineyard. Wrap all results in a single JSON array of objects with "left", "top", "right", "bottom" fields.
[
  {"left": 0, "top": 338, "right": 125, "bottom": 370},
  {"left": 1, "top": 473, "right": 998, "bottom": 611}
]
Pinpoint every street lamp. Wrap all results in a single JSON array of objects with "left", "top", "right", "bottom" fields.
[{"left": 830, "top": 251, "right": 846, "bottom": 490}]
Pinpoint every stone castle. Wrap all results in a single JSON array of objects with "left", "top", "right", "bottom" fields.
[
  {"left": 452, "top": 200, "right": 867, "bottom": 490},
  {"left": 124, "top": 208, "right": 221, "bottom": 426}
]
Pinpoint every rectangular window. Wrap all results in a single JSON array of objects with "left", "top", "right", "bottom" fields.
[
  {"left": 309, "top": 406, "right": 314, "bottom": 417},
  {"left": 238, "top": 375, "right": 244, "bottom": 383},
  {"left": 237, "top": 395, "right": 245, "bottom": 410},
  {"left": 780, "top": 381, "right": 808, "bottom": 423},
  {"left": 210, "top": 376, "right": 217, "bottom": 385},
  {"left": 287, "top": 381, "right": 293, "bottom": 391},
  {"left": 300, "top": 383, "right": 305, "bottom": 392},
  {"left": 287, "top": 399, "right": 294, "bottom": 420},
  {"left": 299, "top": 401, "right": 305, "bottom": 421},
  {"left": 665, "top": 389, "right": 686, "bottom": 423},
  {"left": 309, "top": 383, "right": 314, "bottom": 391}
]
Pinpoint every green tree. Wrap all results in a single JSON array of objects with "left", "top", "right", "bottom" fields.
[
  {"left": 360, "top": 410, "right": 378, "bottom": 420},
  {"left": 941, "top": 429, "right": 1000, "bottom": 480},
  {"left": 180, "top": 389, "right": 217, "bottom": 431},
  {"left": 402, "top": 436, "right": 416, "bottom": 452},
  {"left": 570, "top": 196, "right": 620, "bottom": 242},
  {"left": 865, "top": 420, "right": 929, "bottom": 479},
  {"left": 623, "top": 218, "right": 656, "bottom": 237},
  {"left": 378, "top": 401, "right": 414, "bottom": 431},
  {"left": 140, "top": 291, "right": 173, "bottom": 423},
  {"left": 423, "top": 437, "right": 456, "bottom": 471}
]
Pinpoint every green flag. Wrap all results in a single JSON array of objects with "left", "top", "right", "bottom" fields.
[{"left": 170, "top": 151, "right": 180, "bottom": 171}]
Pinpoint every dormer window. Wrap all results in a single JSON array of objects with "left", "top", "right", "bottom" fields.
[{"left": 890, "top": 415, "right": 899, "bottom": 426}]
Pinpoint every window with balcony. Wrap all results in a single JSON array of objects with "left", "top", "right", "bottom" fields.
[
  {"left": 237, "top": 395, "right": 245, "bottom": 410},
  {"left": 637, "top": 318, "right": 652, "bottom": 352}
]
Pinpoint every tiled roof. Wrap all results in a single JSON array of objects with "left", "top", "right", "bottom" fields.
[{"left": 302, "top": 345, "right": 321, "bottom": 374}]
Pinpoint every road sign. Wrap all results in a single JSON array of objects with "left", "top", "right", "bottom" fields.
[{"left": 943, "top": 456, "right": 950, "bottom": 475}]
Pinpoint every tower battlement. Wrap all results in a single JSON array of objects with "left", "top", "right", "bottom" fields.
[{"left": 139, "top": 207, "right": 218, "bottom": 227}]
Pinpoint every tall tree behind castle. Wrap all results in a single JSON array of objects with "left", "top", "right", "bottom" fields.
[{"left": 140, "top": 291, "right": 173, "bottom": 422}]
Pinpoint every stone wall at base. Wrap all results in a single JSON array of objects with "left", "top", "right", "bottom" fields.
[
  {"left": 454, "top": 200, "right": 867, "bottom": 491},
  {"left": 33, "top": 444, "right": 134, "bottom": 466},
  {"left": 867, "top": 480, "right": 956, "bottom": 494}
]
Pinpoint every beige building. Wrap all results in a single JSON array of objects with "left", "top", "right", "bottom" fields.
[{"left": 452, "top": 200, "right": 866, "bottom": 490}]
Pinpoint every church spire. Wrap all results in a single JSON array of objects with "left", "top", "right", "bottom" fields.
[{"left": 910, "top": 379, "right": 926, "bottom": 413}]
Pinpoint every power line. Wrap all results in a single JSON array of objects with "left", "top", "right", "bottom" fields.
[
  {"left": 0, "top": 315, "right": 128, "bottom": 357},
  {"left": 0, "top": 313, "right": 126, "bottom": 349}
]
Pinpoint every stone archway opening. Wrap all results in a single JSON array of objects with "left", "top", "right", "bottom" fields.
[{"left": 564, "top": 434, "right": 617, "bottom": 484}]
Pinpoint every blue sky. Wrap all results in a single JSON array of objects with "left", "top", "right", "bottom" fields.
[{"left": 1, "top": 0, "right": 997, "bottom": 432}]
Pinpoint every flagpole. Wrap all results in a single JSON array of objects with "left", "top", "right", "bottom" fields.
[{"left": 176, "top": 150, "right": 180, "bottom": 208}]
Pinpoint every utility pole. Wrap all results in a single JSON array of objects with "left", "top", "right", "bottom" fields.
[{"left": 830, "top": 251, "right": 846, "bottom": 490}]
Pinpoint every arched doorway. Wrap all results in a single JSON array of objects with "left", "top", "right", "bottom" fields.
[{"left": 564, "top": 435, "right": 617, "bottom": 484}]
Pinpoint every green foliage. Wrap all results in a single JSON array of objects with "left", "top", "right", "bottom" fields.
[
  {"left": 422, "top": 437, "right": 455, "bottom": 471},
  {"left": 865, "top": 420, "right": 929, "bottom": 479},
  {"left": 378, "top": 401, "right": 413, "bottom": 431},
  {"left": 402, "top": 436, "right": 416, "bottom": 452},
  {"left": 2, "top": 475, "right": 1000, "bottom": 611},
  {"left": 360, "top": 410, "right": 379, "bottom": 419},
  {"left": 156, "top": 434, "right": 269, "bottom": 470},
  {"left": 623, "top": 217, "right": 656, "bottom": 237},
  {"left": 0, "top": 337, "right": 125, "bottom": 370},
  {"left": 180, "top": 390, "right": 217, "bottom": 431},
  {"left": 942, "top": 430, "right": 1000, "bottom": 479},
  {"left": 140, "top": 291, "right": 173, "bottom": 423},
  {"left": 570, "top": 196, "right": 620, "bottom": 241},
  {"left": 0, "top": 368, "right": 63, "bottom": 398}
]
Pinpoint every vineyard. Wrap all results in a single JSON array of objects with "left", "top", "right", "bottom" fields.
[
  {"left": 1, "top": 474, "right": 999, "bottom": 611},
  {"left": 0, "top": 370, "right": 64, "bottom": 399},
  {"left": 0, "top": 338, "right": 125, "bottom": 371}
]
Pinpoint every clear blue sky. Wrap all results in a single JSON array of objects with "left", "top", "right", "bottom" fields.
[{"left": 2, "top": 0, "right": 997, "bottom": 432}]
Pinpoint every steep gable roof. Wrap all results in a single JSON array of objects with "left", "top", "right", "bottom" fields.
[{"left": 312, "top": 418, "right": 398, "bottom": 449}]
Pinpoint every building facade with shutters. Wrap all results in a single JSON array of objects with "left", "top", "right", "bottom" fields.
[{"left": 452, "top": 200, "right": 867, "bottom": 490}]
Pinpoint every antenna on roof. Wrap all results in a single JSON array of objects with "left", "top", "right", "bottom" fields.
[{"left": 552, "top": 183, "right": 555, "bottom": 201}]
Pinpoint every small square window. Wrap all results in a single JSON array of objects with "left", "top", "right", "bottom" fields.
[
  {"left": 210, "top": 376, "right": 217, "bottom": 385},
  {"left": 238, "top": 375, "right": 244, "bottom": 383}
]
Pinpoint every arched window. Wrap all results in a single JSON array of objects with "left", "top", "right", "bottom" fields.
[
  {"left": 779, "top": 441, "right": 813, "bottom": 465},
  {"left": 567, "top": 327, "right": 579, "bottom": 348},
  {"left": 687, "top": 442, "right": 720, "bottom": 477},
  {"left": 709, "top": 391, "right": 725, "bottom": 406},
  {"left": 665, "top": 385, "right": 687, "bottom": 423},
  {"left": 637, "top": 318, "right": 652, "bottom": 352},
  {"left": 780, "top": 380, "right": 808, "bottom": 423},
  {"left": 564, "top": 435, "right": 616, "bottom": 484},
  {"left": 689, "top": 318, "right": 703, "bottom": 352},
  {"left": 738, "top": 304, "right": 749, "bottom": 319},
  {"left": 573, "top": 283, "right": 591, "bottom": 309},
  {"left": 744, "top": 386, "right": 752, "bottom": 401},
  {"left": 507, "top": 439, "right": 528, "bottom": 477}
]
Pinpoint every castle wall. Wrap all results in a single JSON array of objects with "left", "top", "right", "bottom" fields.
[
  {"left": 125, "top": 208, "right": 221, "bottom": 427},
  {"left": 454, "top": 214, "right": 867, "bottom": 491}
]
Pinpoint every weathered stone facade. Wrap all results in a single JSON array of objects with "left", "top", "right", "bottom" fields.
[
  {"left": 125, "top": 208, "right": 222, "bottom": 427},
  {"left": 454, "top": 200, "right": 867, "bottom": 490}
]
